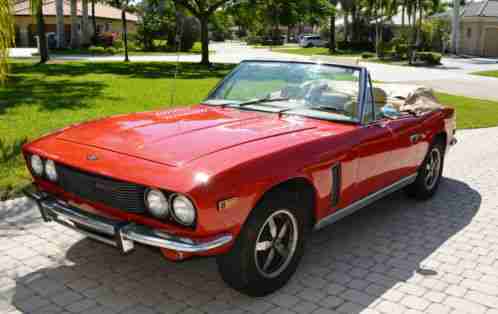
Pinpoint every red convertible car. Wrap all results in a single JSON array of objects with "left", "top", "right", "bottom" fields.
[{"left": 23, "top": 60, "right": 456, "bottom": 296}]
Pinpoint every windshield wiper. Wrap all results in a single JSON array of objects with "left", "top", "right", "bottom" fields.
[
  {"left": 278, "top": 104, "right": 349, "bottom": 116},
  {"left": 309, "top": 105, "right": 350, "bottom": 115},
  {"left": 237, "top": 96, "right": 290, "bottom": 107}
]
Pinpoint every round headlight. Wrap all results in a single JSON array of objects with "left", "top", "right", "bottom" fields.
[
  {"left": 30, "top": 155, "right": 44, "bottom": 176},
  {"left": 171, "top": 194, "right": 196, "bottom": 226},
  {"left": 45, "top": 160, "right": 58, "bottom": 181},
  {"left": 145, "top": 189, "right": 169, "bottom": 219}
]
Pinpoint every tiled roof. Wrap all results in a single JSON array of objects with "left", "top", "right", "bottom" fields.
[
  {"left": 430, "top": 0, "right": 498, "bottom": 19},
  {"left": 463, "top": 0, "right": 498, "bottom": 17},
  {"left": 13, "top": 0, "right": 138, "bottom": 21}
]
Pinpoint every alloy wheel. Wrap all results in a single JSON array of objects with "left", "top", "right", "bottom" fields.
[
  {"left": 424, "top": 148, "right": 441, "bottom": 190},
  {"left": 254, "top": 209, "right": 298, "bottom": 278}
]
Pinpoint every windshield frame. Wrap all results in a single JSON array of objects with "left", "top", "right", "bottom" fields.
[{"left": 204, "top": 60, "right": 369, "bottom": 125}]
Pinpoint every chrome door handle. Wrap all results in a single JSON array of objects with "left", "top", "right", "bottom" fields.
[{"left": 410, "top": 134, "right": 421, "bottom": 144}]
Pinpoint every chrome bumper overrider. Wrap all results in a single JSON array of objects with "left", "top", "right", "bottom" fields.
[{"left": 24, "top": 186, "right": 233, "bottom": 254}]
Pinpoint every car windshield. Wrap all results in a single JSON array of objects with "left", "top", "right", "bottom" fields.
[{"left": 204, "top": 61, "right": 361, "bottom": 123}]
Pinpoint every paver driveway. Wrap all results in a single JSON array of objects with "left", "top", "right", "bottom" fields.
[{"left": 1, "top": 127, "right": 497, "bottom": 314}]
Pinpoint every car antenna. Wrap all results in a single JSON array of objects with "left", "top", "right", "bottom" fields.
[{"left": 170, "top": 15, "right": 185, "bottom": 107}]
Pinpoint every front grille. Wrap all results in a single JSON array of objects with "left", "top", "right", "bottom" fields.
[{"left": 56, "top": 163, "right": 147, "bottom": 213}]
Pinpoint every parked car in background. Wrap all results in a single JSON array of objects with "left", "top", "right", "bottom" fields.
[
  {"left": 23, "top": 60, "right": 456, "bottom": 297},
  {"left": 300, "top": 35, "right": 326, "bottom": 47}
]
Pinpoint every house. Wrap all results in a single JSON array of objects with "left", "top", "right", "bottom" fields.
[
  {"left": 13, "top": 0, "right": 139, "bottom": 48},
  {"left": 432, "top": 0, "right": 498, "bottom": 57}
]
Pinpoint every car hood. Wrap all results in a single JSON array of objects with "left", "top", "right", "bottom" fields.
[{"left": 56, "top": 106, "right": 317, "bottom": 167}]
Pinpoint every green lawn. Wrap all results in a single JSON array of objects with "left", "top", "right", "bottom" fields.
[
  {"left": 435, "top": 92, "right": 498, "bottom": 129},
  {"left": 1, "top": 61, "right": 498, "bottom": 199},
  {"left": 0, "top": 61, "right": 234, "bottom": 199},
  {"left": 472, "top": 70, "right": 498, "bottom": 78}
]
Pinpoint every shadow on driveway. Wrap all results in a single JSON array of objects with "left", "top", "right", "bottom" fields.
[{"left": 11, "top": 177, "right": 480, "bottom": 313}]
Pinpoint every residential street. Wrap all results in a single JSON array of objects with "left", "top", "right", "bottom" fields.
[
  {"left": 11, "top": 42, "right": 498, "bottom": 100},
  {"left": 1, "top": 126, "right": 498, "bottom": 314}
]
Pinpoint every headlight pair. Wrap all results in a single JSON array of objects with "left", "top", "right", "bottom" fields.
[
  {"left": 29, "top": 155, "right": 58, "bottom": 182},
  {"left": 145, "top": 189, "right": 196, "bottom": 226}
]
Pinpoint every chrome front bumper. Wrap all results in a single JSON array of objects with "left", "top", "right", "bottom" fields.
[{"left": 24, "top": 187, "right": 233, "bottom": 254}]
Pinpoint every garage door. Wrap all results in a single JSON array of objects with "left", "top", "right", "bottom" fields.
[{"left": 484, "top": 28, "right": 498, "bottom": 57}]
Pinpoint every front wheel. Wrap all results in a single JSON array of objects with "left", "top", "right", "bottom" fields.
[
  {"left": 406, "top": 141, "right": 445, "bottom": 199},
  {"left": 216, "top": 193, "right": 309, "bottom": 296}
]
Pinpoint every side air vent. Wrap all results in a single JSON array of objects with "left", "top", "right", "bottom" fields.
[{"left": 331, "top": 164, "right": 341, "bottom": 207}]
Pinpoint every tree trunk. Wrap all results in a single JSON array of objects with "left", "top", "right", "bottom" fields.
[
  {"left": 329, "top": 12, "right": 336, "bottom": 53},
  {"left": 121, "top": 9, "right": 129, "bottom": 62},
  {"left": 402, "top": 4, "right": 405, "bottom": 27},
  {"left": 82, "top": 0, "right": 89, "bottom": 45},
  {"left": 351, "top": 3, "right": 358, "bottom": 41},
  {"left": 36, "top": 0, "right": 49, "bottom": 63},
  {"left": 344, "top": 11, "right": 349, "bottom": 42},
  {"left": 451, "top": 0, "right": 460, "bottom": 54},
  {"left": 416, "top": 0, "right": 423, "bottom": 46},
  {"left": 92, "top": 0, "right": 97, "bottom": 42},
  {"left": 375, "top": 4, "right": 380, "bottom": 56},
  {"left": 200, "top": 15, "right": 210, "bottom": 65},
  {"left": 55, "top": 0, "right": 64, "bottom": 48},
  {"left": 70, "top": 0, "right": 79, "bottom": 48}
]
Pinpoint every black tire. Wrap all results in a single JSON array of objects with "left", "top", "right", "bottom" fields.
[
  {"left": 406, "top": 140, "right": 445, "bottom": 200},
  {"left": 216, "top": 189, "right": 310, "bottom": 297}
]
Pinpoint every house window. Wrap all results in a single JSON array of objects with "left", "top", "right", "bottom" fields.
[
  {"left": 104, "top": 23, "right": 111, "bottom": 32},
  {"left": 467, "top": 28, "right": 472, "bottom": 39}
]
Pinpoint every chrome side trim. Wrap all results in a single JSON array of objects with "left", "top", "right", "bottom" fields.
[
  {"left": 314, "top": 174, "right": 418, "bottom": 230},
  {"left": 24, "top": 187, "right": 234, "bottom": 254}
]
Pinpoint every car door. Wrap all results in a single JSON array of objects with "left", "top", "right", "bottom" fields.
[
  {"left": 384, "top": 116, "right": 428, "bottom": 181},
  {"left": 351, "top": 74, "right": 399, "bottom": 201}
]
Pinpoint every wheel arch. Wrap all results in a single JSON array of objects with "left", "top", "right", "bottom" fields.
[
  {"left": 254, "top": 177, "right": 318, "bottom": 229},
  {"left": 434, "top": 131, "right": 448, "bottom": 151}
]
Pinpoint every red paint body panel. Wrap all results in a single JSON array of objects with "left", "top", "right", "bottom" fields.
[{"left": 23, "top": 103, "right": 455, "bottom": 257}]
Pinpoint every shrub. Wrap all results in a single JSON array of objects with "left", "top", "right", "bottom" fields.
[
  {"left": 395, "top": 43, "right": 409, "bottom": 59},
  {"left": 415, "top": 52, "right": 442, "bottom": 65},
  {"left": 105, "top": 47, "right": 118, "bottom": 55},
  {"left": 362, "top": 52, "right": 376, "bottom": 59},
  {"left": 96, "top": 32, "right": 118, "bottom": 47},
  {"left": 376, "top": 41, "right": 394, "bottom": 59},
  {"left": 178, "top": 15, "right": 201, "bottom": 52},
  {"left": 246, "top": 35, "right": 263, "bottom": 45},
  {"left": 113, "top": 38, "right": 124, "bottom": 49},
  {"left": 391, "top": 37, "right": 409, "bottom": 59},
  {"left": 337, "top": 41, "right": 374, "bottom": 51},
  {"left": 88, "top": 46, "right": 106, "bottom": 54}
]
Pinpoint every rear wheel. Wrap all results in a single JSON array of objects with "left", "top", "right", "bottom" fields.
[
  {"left": 216, "top": 192, "right": 309, "bottom": 296},
  {"left": 406, "top": 140, "right": 445, "bottom": 199}
]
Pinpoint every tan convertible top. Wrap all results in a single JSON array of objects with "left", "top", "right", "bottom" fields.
[{"left": 373, "top": 83, "right": 443, "bottom": 115}]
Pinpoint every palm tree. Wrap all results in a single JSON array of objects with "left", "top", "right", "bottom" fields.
[
  {"left": 29, "top": 0, "right": 50, "bottom": 62},
  {"left": 451, "top": 0, "right": 459, "bottom": 54},
  {"left": 56, "top": 0, "right": 65, "bottom": 48},
  {"left": 70, "top": 0, "right": 80, "bottom": 48},
  {"left": 109, "top": 0, "right": 130, "bottom": 61},
  {"left": 0, "top": 0, "right": 15, "bottom": 82},
  {"left": 119, "top": 0, "right": 130, "bottom": 62},
  {"left": 340, "top": 0, "right": 354, "bottom": 41},
  {"left": 329, "top": 0, "right": 338, "bottom": 53},
  {"left": 91, "top": 0, "right": 97, "bottom": 41},
  {"left": 82, "top": 0, "right": 90, "bottom": 45}
]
